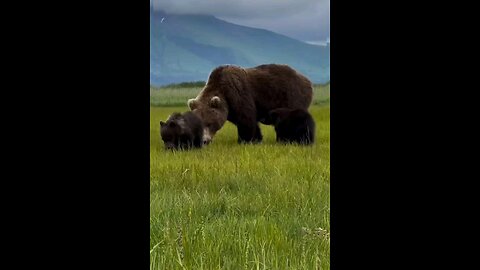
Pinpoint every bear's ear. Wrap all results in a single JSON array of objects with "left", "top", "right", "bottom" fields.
[
  {"left": 188, "top": 99, "right": 198, "bottom": 110},
  {"left": 160, "top": 121, "right": 165, "bottom": 127},
  {"left": 209, "top": 96, "right": 221, "bottom": 108}
]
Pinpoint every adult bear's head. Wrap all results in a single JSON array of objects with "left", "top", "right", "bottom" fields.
[
  {"left": 187, "top": 65, "right": 245, "bottom": 144},
  {"left": 188, "top": 95, "right": 228, "bottom": 144}
]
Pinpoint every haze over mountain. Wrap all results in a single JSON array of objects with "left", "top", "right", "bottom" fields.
[{"left": 150, "top": 10, "right": 330, "bottom": 86}]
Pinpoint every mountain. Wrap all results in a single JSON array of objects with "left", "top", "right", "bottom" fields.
[{"left": 150, "top": 10, "right": 330, "bottom": 86}]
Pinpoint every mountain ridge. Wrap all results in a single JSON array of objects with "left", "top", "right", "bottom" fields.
[{"left": 150, "top": 10, "right": 329, "bottom": 86}]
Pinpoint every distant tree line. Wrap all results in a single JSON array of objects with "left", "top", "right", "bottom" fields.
[
  {"left": 151, "top": 81, "right": 206, "bottom": 89},
  {"left": 314, "top": 81, "right": 330, "bottom": 87}
]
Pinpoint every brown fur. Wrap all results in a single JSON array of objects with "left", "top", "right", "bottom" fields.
[
  {"left": 268, "top": 108, "right": 315, "bottom": 145},
  {"left": 160, "top": 112, "right": 204, "bottom": 150},
  {"left": 188, "top": 64, "right": 313, "bottom": 143}
]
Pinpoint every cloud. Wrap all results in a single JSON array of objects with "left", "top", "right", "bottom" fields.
[{"left": 152, "top": 0, "right": 329, "bottom": 41}]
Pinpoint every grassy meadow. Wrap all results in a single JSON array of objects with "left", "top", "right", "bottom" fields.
[{"left": 150, "top": 84, "right": 330, "bottom": 269}]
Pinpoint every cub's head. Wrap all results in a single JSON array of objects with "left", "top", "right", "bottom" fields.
[
  {"left": 188, "top": 96, "right": 227, "bottom": 144},
  {"left": 160, "top": 113, "right": 188, "bottom": 150}
]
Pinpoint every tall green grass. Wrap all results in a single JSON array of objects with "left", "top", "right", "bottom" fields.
[
  {"left": 311, "top": 83, "right": 330, "bottom": 106},
  {"left": 150, "top": 104, "right": 330, "bottom": 269}
]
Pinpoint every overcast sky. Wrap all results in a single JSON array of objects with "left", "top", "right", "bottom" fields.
[{"left": 152, "top": 0, "right": 330, "bottom": 44}]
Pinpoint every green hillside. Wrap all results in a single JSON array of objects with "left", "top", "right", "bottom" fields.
[{"left": 151, "top": 10, "right": 330, "bottom": 86}]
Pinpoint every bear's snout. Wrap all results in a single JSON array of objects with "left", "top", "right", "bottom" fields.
[
  {"left": 202, "top": 128, "right": 212, "bottom": 145},
  {"left": 202, "top": 136, "right": 211, "bottom": 145}
]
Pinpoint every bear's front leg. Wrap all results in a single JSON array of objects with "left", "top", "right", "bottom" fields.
[
  {"left": 237, "top": 123, "right": 262, "bottom": 144},
  {"left": 253, "top": 124, "right": 263, "bottom": 142}
]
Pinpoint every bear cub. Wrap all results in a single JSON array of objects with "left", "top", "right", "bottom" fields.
[
  {"left": 268, "top": 108, "right": 315, "bottom": 145},
  {"left": 160, "top": 111, "right": 204, "bottom": 150}
]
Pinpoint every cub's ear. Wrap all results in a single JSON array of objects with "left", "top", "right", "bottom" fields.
[
  {"left": 209, "top": 96, "right": 221, "bottom": 108},
  {"left": 160, "top": 121, "right": 165, "bottom": 127},
  {"left": 188, "top": 99, "right": 198, "bottom": 110}
]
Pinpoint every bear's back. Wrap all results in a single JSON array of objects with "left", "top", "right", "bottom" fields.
[{"left": 246, "top": 64, "right": 313, "bottom": 110}]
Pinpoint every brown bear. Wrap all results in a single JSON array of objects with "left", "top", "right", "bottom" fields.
[
  {"left": 187, "top": 64, "right": 313, "bottom": 144},
  {"left": 160, "top": 111, "right": 204, "bottom": 150},
  {"left": 268, "top": 108, "right": 315, "bottom": 145}
]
